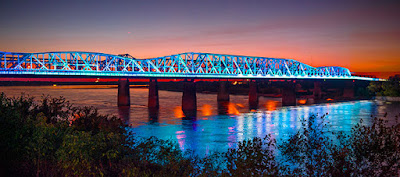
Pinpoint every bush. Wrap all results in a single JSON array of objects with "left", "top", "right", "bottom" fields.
[
  {"left": 279, "top": 113, "right": 400, "bottom": 176},
  {"left": 224, "top": 135, "right": 280, "bottom": 176},
  {"left": 279, "top": 114, "right": 334, "bottom": 176},
  {"left": 0, "top": 93, "right": 199, "bottom": 176}
]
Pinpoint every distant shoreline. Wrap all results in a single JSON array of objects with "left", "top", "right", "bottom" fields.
[
  {"left": 375, "top": 96, "right": 400, "bottom": 102},
  {"left": 353, "top": 72, "right": 400, "bottom": 79}
]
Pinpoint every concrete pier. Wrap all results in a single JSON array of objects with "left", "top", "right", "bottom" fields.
[
  {"left": 249, "top": 81, "right": 258, "bottom": 109},
  {"left": 282, "top": 81, "right": 296, "bottom": 106},
  {"left": 217, "top": 101, "right": 229, "bottom": 115},
  {"left": 148, "top": 78, "right": 159, "bottom": 109},
  {"left": 117, "top": 106, "right": 130, "bottom": 124},
  {"left": 217, "top": 81, "right": 230, "bottom": 102},
  {"left": 343, "top": 80, "right": 355, "bottom": 99},
  {"left": 217, "top": 81, "right": 230, "bottom": 115},
  {"left": 313, "top": 81, "right": 322, "bottom": 101},
  {"left": 182, "top": 79, "right": 197, "bottom": 118},
  {"left": 117, "top": 78, "right": 130, "bottom": 107},
  {"left": 148, "top": 108, "right": 159, "bottom": 123}
]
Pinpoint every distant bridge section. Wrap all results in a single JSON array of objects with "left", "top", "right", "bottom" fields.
[{"left": 0, "top": 51, "right": 381, "bottom": 81}]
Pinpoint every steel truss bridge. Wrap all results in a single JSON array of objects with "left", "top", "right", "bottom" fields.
[{"left": 0, "top": 51, "right": 380, "bottom": 81}]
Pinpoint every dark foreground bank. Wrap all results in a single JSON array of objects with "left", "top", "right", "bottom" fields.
[{"left": 0, "top": 93, "right": 399, "bottom": 176}]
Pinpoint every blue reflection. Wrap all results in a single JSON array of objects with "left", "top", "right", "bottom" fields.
[{"left": 130, "top": 100, "right": 385, "bottom": 156}]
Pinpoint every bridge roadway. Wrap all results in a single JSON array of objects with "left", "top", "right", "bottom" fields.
[{"left": 0, "top": 51, "right": 383, "bottom": 118}]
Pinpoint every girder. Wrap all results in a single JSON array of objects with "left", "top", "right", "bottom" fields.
[{"left": 0, "top": 51, "right": 379, "bottom": 81}]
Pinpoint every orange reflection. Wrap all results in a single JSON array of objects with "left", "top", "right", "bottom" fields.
[
  {"left": 228, "top": 103, "right": 240, "bottom": 115},
  {"left": 326, "top": 98, "right": 334, "bottom": 101},
  {"left": 236, "top": 103, "right": 245, "bottom": 108},
  {"left": 201, "top": 104, "right": 212, "bottom": 116},
  {"left": 173, "top": 106, "right": 185, "bottom": 118},
  {"left": 298, "top": 99, "right": 307, "bottom": 105},
  {"left": 264, "top": 100, "right": 278, "bottom": 111}
]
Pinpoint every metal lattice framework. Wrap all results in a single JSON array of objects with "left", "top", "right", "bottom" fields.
[{"left": 0, "top": 51, "right": 378, "bottom": 80}]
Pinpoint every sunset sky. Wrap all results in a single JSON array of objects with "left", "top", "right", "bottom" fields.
[{"left": 1, "top": 0, "right": 399, "bottom": 72}]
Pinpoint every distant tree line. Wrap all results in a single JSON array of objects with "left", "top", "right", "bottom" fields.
[
  {"left": 368, "top": 75, "right": 400, "bottom": 97},
  {"left": 0, "top": 93, "right": 399, "bottom": 176}
]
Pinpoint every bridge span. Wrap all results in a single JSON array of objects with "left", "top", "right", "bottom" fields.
[
  {"left": 0, "top": 51, "right": 380, "bottom": 81},
  {"left": 0, "top": 51, "right": 383, "bottom": 118}
]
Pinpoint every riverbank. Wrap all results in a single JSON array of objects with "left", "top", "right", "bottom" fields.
[{"left": 375, "top": 96, "right": 400, "bottom": 102}]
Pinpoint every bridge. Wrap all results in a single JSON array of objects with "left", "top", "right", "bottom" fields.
[
  {"left": 0, "top": 51, "right": 380, "bottom": 80},
  {"left": 0, "top": 51, "right": 383, "bottom": 118}
]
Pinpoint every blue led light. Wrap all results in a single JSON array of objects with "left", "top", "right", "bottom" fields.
[{"left": 0, "top": 51, "right": 384, "bottom": 81}]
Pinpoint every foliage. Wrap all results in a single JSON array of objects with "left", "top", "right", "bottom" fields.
[
  {"left": 224, "top": 135, "right": 281, "bottom": 176},
  {"left": 0, "top": 93, "right": 191, "bottom": 176},
  {"left": 368, "top": 75, "right": 400, "bottom": 96},
  {"left": 279, "top": 114, "right": 334, "bottom": 176},
  {"left": 348, "top": 116, "right": 400, "bottom": 176},
  {"left": 123, "top": 136, "right": 197, "bottom": 177},
  {"left": 355, "top": 87, "right": 371, "bottom": 98},
  {"left": 1, "top": 92, "right": 399, "bottom": 176},
  {"left": 279, "top": 113, "right": 400, "bottom": 176}
]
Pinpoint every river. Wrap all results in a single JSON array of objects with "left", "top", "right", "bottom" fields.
[{"left": 1, "top": 85, "right": 399, "bottom": 156}]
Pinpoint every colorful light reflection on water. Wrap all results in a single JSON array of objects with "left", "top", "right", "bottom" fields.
[{"left": 130, "top": 100, "right": 387, "bottom": 156}]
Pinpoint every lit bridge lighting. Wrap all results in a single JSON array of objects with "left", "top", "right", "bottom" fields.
[{"left": 0, "top": 51, "right": 382, "bottom": 81}]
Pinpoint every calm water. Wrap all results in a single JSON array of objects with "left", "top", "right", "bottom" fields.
[{"left": 1, "top": 86, "right": 399, "bottom": 155}]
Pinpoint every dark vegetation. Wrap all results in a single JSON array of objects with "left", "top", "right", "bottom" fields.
[
  {"left": 368, "top": 75, "right": 400, "bottom": 96},
  {"left": 0, "top": 93, "right": 399, "bottom": 176}
]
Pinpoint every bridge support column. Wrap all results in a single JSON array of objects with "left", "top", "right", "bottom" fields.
[
  {"left": 118, "top": 78, "right": 130, "bottom": 107},
  {"left": 313, "top": 81, "right": 322, "bottom": 102},
  {"left": 249, "top": 80, "right": 258, "bottom": 109},
  {"left": 343, "top": 80, "right": 355, "bottom": 99},
  {"left": 148, "top": 78, "right": 159, "bottom": 109},
  {"left": 217, "top": 81, "right": 230, "bottom": 102},
  {"left": 182, "top": 79, "right": 197, "bottom": 118},
  {"left": 282, "top": 81, "right": 296, "bottom": 106},
  {"left": 148, "top": 109, "right": 159, "bottom": 124},
  {"left": 118, "top": 106, "right": 130, "bottom": 124}
]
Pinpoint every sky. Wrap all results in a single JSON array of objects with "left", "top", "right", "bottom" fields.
[{"left": 0, "top": 0, "right": 399, "bottom": 72}]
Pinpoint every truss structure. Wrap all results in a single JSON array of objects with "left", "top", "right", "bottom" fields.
[{"left": 0, "top": 51, "right": 378, "bottom": 80}]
